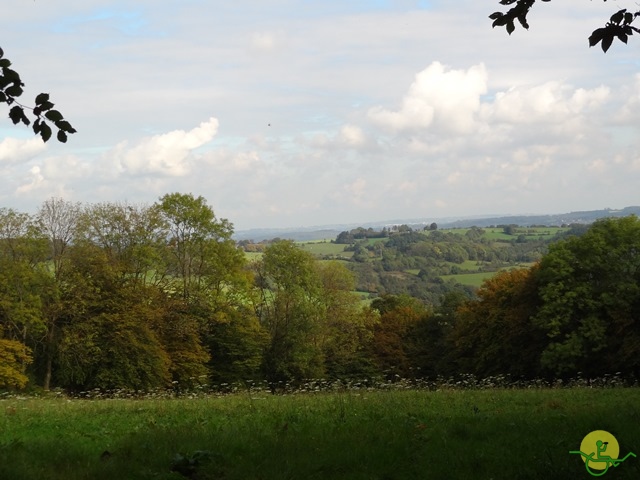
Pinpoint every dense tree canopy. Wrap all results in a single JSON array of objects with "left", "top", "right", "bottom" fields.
[
  {"left": 534, "top": 216, "right": 640, "bottom": 377},
  {"left": 0, "top": 194, "right": 638, "bottom": 391},
  {"left": 490, "top": 0, "right": 640, "bottom": 52}
]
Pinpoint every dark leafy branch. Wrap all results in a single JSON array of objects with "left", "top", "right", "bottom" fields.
[
  {"left": 0, "top": 47, "right": 76, "bottom": 143},
  {"left": 490, "top": 0, "right": 640, "bottom": 52}
]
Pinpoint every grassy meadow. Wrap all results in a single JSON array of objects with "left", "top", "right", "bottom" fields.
[
  {"left": 2, "top": 384, "right": 639, "bottom": 480},
  {"left": 298, "top": 240, "right": 354, "bottom": 259},
  {"left": 438, "top": 227, "right": 569, "bottom": 241},
  {"left": 441, "top": 271, "right": 498, "bottom": 287}
]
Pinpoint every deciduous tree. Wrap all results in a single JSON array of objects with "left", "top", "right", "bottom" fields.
[
  {"left": 534, "top": 216, "right": 640, "bottom": 377},
  {"left": 453, "top": 267, "right": 544, "bottom": 378},
  {"left": 256, "top": 240, "right": 326, "bottom": 383}
]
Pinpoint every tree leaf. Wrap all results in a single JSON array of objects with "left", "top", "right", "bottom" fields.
[
  {"left": 55, "top": 120, "right": 77, "bottom": 133},
  {"left": 38, "top": 100, "right": 54, "bottom": 112},
  {"left": 5, "top": 84, "right": 23, "bottom": 97},
  {"left": 45, "top": 110, "right": 64, "bottom": 122},
  {"left": 35, "top": 93, "right": 50, "bottom": 105},
  {"left": 517, "top": 14, "right": 530, "bottom": 29},
  {"left": 57, "top": 130, "right": 68, "bottom": 143},
  {"left": 20, "top": 110, "right": 30, "bottom": 126},
  {"left": 601, "top": 34, "right": 614, "bottom": 52},
  {"left": 611, "top": 9, "right": 625, "bottom": 25},
  {"left": 506, "top": 20, "right": 515, "bottom": 35},
  {"left": 492, "top": 16, "right": 508, "bottom": 27},
  {"left": 40, "top": 122, "right": 52, "bottom": 142},
  {"left": 588, "top": 28, "right": 606, "bottom": 47},
  {"left": 2, "top": 68, "right": 21, "bottom": 84},
  {"left": 0, "top": 92, "right": 5, "bottom": 103},
  {"left": 9, "top": 105, "right": 24, "bottom": 125}
]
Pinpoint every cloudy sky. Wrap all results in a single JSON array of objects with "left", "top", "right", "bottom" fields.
[{"left": 1, "top": 0, "right": 639, "bottom": 230}]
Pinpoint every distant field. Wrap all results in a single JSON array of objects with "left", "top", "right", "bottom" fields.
[
  {"left": 298, "top": 241, "right": 353, "bottom": 258},
  {"left": 364, "top": 237, "right": 388, "bottom": 246},
  {"left": 244, "top": 251, "right": 263, "bottom": 261},
  {"left": 439, "top": 227, "right": 569, "bottom": 242},
  {"left": 441, "top": 271, "right": 497, "bottom": 287}
]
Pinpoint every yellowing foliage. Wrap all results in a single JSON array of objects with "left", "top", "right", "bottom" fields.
[{"left": 0, "top": 338, "right": 32, "bottom": 389}]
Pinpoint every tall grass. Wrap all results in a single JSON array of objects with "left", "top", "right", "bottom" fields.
[{"left": 1, "top": 381, "right": 639, "bottom": 479}]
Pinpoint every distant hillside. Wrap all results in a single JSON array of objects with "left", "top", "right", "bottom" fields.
[
  {"left": 436, "top": 206, "right": 640, "bottom": 229},
  {"left": 233, "top": 206, "right": 640, "bottom": 242}
]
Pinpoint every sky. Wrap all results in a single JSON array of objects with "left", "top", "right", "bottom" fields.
[{"left": 1, "top": 0, "right": 639, "bottom": 230}]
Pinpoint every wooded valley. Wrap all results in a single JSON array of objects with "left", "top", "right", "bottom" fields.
[{"left": 1, "top": 193, "right": 639, "bottom": 392}]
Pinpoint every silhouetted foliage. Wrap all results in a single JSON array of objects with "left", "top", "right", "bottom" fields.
[
  {"left": 490, "top": 0, "right": 640, "bottom": 52},
  {"left": 0, "top": 47, "right": 76, "bottom": 142}
]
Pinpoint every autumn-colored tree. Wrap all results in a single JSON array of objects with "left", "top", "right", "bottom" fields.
[
  {"left": 0, "top": 209, "right": 49, "bottom": 388},
  {"left": 0, "top": 333, "right": 32, "bottom": 389},
  {"left": 370, "top": 294, "right": 428, "bottom": 378},
  {"left": 453, "top": 266, "right": 544, "bottom": 378},
  {"left": 54, "top": 243, "right": 171, "bottom": 390}
]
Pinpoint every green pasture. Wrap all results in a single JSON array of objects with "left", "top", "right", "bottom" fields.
[
  {"left": 1, "top": 387, "right": 639, "bottom": 479},
  {"left": 298, "top": 241, "right": 353, "bottom": 258},
  {"left": 244, "top": 251, "right": 263, "bottom": 262},
  {"left": 437, "top": 227, "right": 569, "bottom": 242},
  {"left": 441, "top": 271, "right": 497, "bottom": 287},
  {"left": 364, "top": 237, "right": 388, "bottom": 246}
]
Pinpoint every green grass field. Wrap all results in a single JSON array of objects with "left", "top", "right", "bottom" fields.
[
  {"left": 244, "top": 251, "right": 263, "bottom": 261},
  {"left": 441, "top": 271, "right": 497, "bottom": 287},
  {"left": 298, "top": 241, "right": 354, "bottom": 258},
  {"left": 1, "top": 387, "right": 639, "bottom": 479},
  {"left": 438, "top": 227, "right": 569, "bottom": 242}
]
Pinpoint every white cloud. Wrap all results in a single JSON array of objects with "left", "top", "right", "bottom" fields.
[
  {"left": 113, "top": 117, "right": 219, "bottom": 176},
  {"left": 484, "top": 82, "right": 610, "bottom": 125},
  {"left": 339, "top": 124, "right": 366, "bottom": 147},
  {"left": 0, "top": 138, "right": 46, "bottom": 165},
  {"left": 16, "top": 166, "right": 45, "bottom": 194},
  {"left": 3, "top": 1, "right": 640, "bottom": 228},
  {"left": 368, "top": 62, "right": 488, "bottom": 134}
]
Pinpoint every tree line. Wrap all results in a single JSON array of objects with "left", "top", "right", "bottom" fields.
[
  {"left": 0, "top": 193, "right": 379, "bottom": 391},
  {"left": 1, "top": 194, "right": 639, "bottom": 391}
]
